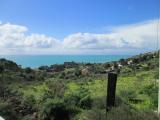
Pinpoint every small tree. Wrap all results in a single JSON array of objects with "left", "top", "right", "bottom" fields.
[
  {"left": 0, "top": 65, "right": 5, "bottom": 99},
  {"left": 119, "top": 59, "right": 127, "bottom": 65},
  {"left": 24, "top": 67, "right": 32, "bottom": 73},
  {"left": 0, "top": 65, "right": 4, "bottom": 73}
]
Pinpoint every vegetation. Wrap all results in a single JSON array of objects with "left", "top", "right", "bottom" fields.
[{"left": 0, "top": 51, "right": 159, "bottom": 120}]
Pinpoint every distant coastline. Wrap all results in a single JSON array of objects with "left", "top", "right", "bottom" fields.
[{"left": 0, "top": 55, "right": 131, "bottom": 68}]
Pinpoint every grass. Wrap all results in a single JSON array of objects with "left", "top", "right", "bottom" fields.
[
  {"left": 65, "top": 67, "right": 158, "bottom": 111},
  {"left": 65, "top": 79, "right": 107, "bottom": 98},
  {"left": 0, "top": 52, "right": 159, "bottom": 120},
  {"left": 7, "top": 67, "right": 157, "bottom": 111}
]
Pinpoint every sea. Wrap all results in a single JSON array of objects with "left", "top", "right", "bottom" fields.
[{"left": 0, "top": 55, "right": 131, "bottom": 68}]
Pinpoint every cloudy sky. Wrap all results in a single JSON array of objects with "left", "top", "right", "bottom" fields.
[{"left": 0, "top": 0, "right": 159, "bottom": 55}]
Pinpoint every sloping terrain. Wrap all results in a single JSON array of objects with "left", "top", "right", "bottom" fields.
[{"left": 0, "top": 51, "right": 159, "bottom": 120}]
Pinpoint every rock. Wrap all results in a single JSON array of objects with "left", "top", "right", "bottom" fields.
[{"left": 81, "top": 67, "right": 90, "bottom": 76}]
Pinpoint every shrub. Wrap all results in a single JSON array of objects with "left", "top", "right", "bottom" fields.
[
  {"left": 66, "top": 87, "right": 92, "bottom": 109},
  {"left": 74, "top": 67, "right": 81, "bottom": 77},
  {"left": 119, "top": 90, "right": 137, "bottom": 102},
  {"left": 72, "top": 109, "right": 106, "bottom": 120},
  {"left": 92, "top": 96, "right": 106, "bottom": 109},
  {"left": 0, "top": 101, "right": 17, "bottom": 120},
  {"left": 22, "top": 95, "right": 36, "bottom": 108},
  {"left": 24, "top": 67, "right": 33, "bottom": 73},
  {"left": 0, "top": 65, "right": 4, "bottom": 73},
  {"left": 106, "top": 104, "right": 159, "bottom": 120},
  {"left": 139, "top": 84, "right": 158, "bottom": 109},
  {"left": 46, "top": 79, "right": 66, "bottom": 98},
  {"left": 40, "top": 98, "right": 77, "bottom": 120},
  {"left": 78, "top": 95, "right": 92, "bottom": 109},
  {"left": 0, "top": 58, "right": 20, "bottom": 72}
]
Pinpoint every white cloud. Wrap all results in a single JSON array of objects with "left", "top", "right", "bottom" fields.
[
  {"left": 0, "top": 23, "right": 27, "bottom": 47},
  {"left": 0, "top": 19, "right": 159, "bottom": 55},
  {"left": 62, "top": 19, "right": 159, "bottom": 54},
  {"left": 24, "top": 34, "right": 58, "bottom": 48},
  {"left": 0, "top": 23, "right": 59, "bottom": 49}
]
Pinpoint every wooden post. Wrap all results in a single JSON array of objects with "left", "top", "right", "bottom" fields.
[{"left": 106, "top": 72, "right": 117, "bottom": 112}]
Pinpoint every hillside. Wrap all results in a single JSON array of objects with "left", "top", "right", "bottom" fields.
[{"left": 0, "top": 51, "right": 159, "bottom": 120}]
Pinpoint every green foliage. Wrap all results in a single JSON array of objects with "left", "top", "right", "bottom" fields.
[
  {"left": 0, "top": 101, "right": 17, "bottom": 120},
  {"left": 139, "top": 84, "right": 158, "bottom": 108},
  {"left": 66, "top": 86, "right": 92, "bottom": 109},
  {"left": 0, "top": 65, "right": 4, "bottom": 73},
  {"left": 106, "top": 105, "right": 159, "bottom": 120},
  {"left": 0, "top": 51, "right": 159, "bottom": 120},
  {"left": 73, "top": 109, "right": 106, "bottom": 120},
  {"left": 0, "top": 58, "right": 20, "bottom": 72},
  {"left": 74, "top": 67, "right": 81, "bottom": 77},
  {"left": 24, "top": 67, "right": 33, "bottom": 73},
  {"left": 92, "top": 96, "right": 106, "bottom": 109},
  {"left": 119, "top": 58, "right": 127, "bottom": 65},
  {"left": 22, "top": 95, "right": 36, "bottom": 109},
  {"left": 40, "top": 98, "right": 78, "bottom": 120},
  {"left": 119, "top": 90, "right": 137, "bottom": 101},
  {"left": 46, "top": 79, "right": 66, "bottom": 98}
]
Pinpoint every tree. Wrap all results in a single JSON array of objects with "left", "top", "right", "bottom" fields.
[
  {"left": 0, "top": 65, "right": 4, "bottom": 73},
  {"left": 24, "top": 67, "right": 32, "bottom": 73},
  {"left": 0, "top": 65, "right": 5, "bottom": 99},
  {"left": 119, "top": 59, "right": 127, "bottom": 65}
]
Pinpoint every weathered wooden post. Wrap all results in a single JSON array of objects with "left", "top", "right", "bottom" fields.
[{"left": 106, "top": 72, "right": 117, "bottom": 112}]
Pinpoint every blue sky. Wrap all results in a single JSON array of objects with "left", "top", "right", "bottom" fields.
[
  {"left": 0, "top": 0, "right": 159, "bottom": 55},
  {"left": 0, "top": 0, "right": 158, "bottom": 38}
]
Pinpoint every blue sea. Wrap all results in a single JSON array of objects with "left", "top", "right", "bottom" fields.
[{"left": 0, "top": 55, "right": 131, "bottom": 68}]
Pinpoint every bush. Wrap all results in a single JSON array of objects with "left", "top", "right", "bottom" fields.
[
  {"left": 24, "top": 67, "right": 33, "bottom": 73},
  {"left": 72, "top": 109, "right": 106, "bottom": 120},
  {"left": 74, "top": 67, "right": 81, "bottom": 77},
  {"left": 92, "top": 96, "right": 106, "bottom": 109},
  {"left": 40, "top": 98, "right": 77, "bottom": 120},
  {"left": 66, "top": 87, "right": 92, "bottom": 109},
  {"left": 78, "top": 95, "right": 92, "bottom": 109},
  {"left": 0, "top": 101, "right": 17, "bottom": 120},
  {"left": 0, "top": 65, "right": 4, "bottom": 73},
  {"left": 0, "top": 59, "right": 20, "bottom": 72},
  {"left": 106, "top": 104, "right": 159, "bottom": 120},
  {"left": 119, "top": 90, "right": 137, "bottom": 102},
  {"left": 46, "top": 79, "right": 66, "bottom": 98},
  {"left": 22, "top": 95, "right": 36, "bottom": 108},
  {"left": 139, "top": 84, "right": 158, "bottom": 109}
]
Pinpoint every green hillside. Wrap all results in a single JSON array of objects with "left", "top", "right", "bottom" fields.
[{"left": 0, "top": 51, "right": 159, "bottom": 120}]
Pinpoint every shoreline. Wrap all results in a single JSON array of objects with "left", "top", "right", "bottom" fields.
[{"left": 0, "top": 55, "right": 131, "bottom": 68}]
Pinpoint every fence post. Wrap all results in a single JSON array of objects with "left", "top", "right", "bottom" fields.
[{"left": 106, "top": 72, "right": 117, "bottom": 112}]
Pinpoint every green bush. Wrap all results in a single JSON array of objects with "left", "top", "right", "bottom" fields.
[
  {"left": 72, "top": 109, "right": 106, "bottom": 120},
  {"left": 78, "top": 95, "right": 92, "bottom": 109},
  {"left": 106, "top": 104, "right": 159, "bottom": 120},
  {"left": 0, "top": 65, "right": 4, "bottom": 73},
  {"left": 66, "top": 87, "right": 92, "bottom": 109},
  {"left": 0, "top": 101, "right": 17, "bottom": 120},
  {"left": 92, "top": 96, "right": 106, "bottom": 109},
  {"left": 46, "top": 79, "right": 66, "bottom": 98},
  {"left": 119, "top": 90, "right": 137, "bottom": 102},
  {"left": 22, "top": 95, "right": 36, "bottom": 109},
  {"left": 139, "top": 84, "right": 158, "bottom": 109},
  {"left": 40, "top": 98, "right": 78, "bottom": 120}
]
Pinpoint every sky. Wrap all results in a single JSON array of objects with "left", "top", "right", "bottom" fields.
[{"left": 0, "top": 0, "right": 159, "bottom": 55}]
